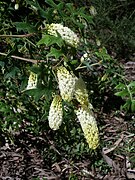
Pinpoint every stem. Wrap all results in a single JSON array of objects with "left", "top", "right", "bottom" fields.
[
  {"left": 75, "top": 65, "right": 87, "bottom": 70},
  {"left": 0, "top": 52, "right": 44, "bottom": 64},
  {"left": 126, "top": 84, "right": 133, "bottom": 102},
  {"left": 25, "top": 38, "right": 36, "bottom": 47},
  {"left": 75, "top": 61, "right": 102, "bottom": 70},
  {"left": 0, "top": 33, "right": 36, "bottom": 38}
]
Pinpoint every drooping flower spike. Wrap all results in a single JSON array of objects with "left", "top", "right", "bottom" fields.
[
  {"left": 75, "top": 105, "right": 99, "bottom": 150},
  {"left": 46, "top": 23, "right": 79, "bottom": 48},
  {"left": 57, "top": 66, "right": 78, "bottom": 102},
  {"left": 48, "top": 95, "right": 63, "bottom": 130},
  {"left": 75, "top": 77, "right": 92, "bottom": 109}
]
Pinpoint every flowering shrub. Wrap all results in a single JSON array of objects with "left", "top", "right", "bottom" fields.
[
  {"left": 1, "top": 1, "right": 117, "bottom": 154},
  {"left": 21, "top": 20, "right": 100, "bottom": 149},
  {"left": 0, "top": 1, "right": 134, "bottom": 177}
]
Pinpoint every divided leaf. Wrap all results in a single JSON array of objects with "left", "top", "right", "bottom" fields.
[{"left": 37, "top": 35, "right": 64, "bottom": 47}]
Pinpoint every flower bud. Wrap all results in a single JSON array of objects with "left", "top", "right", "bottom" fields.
[{"left": 14, "top": 4, "right": 19, "bottom": 10}]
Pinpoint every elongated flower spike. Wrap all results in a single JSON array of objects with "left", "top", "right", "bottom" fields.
[
  {"left": 75, "top": 105, "right": 99, "bottom": 150},
  {"left": 75, "top": 77, "right": 92, "bottom": 109},
  {"left": 46, "top": 23, "right": 79, "bottom": 48},
  {"left": 48, "top": 95, "right": 63, "bottom": 130},
  {"left": 57, "top": 66, "right": 78, "bottom": 102},
  {"left": 26, "top": 71, "right": 37, "bottom": 90}
]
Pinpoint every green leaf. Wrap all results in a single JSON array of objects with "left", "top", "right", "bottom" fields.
[
  {"left": 70, "top": 60, "right": 78, "bottom": 65},
  {"left": 115, "top": 83, "right": 125, "bottom": 90},
  {"left": 79, "top": 12, "right": 93, "bottom": 23},
  {"left": 72, "top": 19, "right": 85, "bottom": 29},
  {"left": 45, "top": 0, "right": 57, "bottom": 8},
  {"left": 130, "top": 88, "right": 135, "bottom": 95},
  {"left": 5, "top": 67, "right": 20, "bottom": 79},
  {"left": 47, "top": 47, "right": 63, "bottom": 59},
  {"left": 128, "top": 81, "right": 135, "bottom": 88},
  {"left": 14, "top": 22, "right": 37, "bottom": 33},
  {"left": 57, "top": 2, "right": 64, "bottom": 11},
  {"left": 0, "top": 61, "right": 5, "bottom": 67},
  {"left": 131, "top": 100, "right": 135, "bottom": 112},
  {"left": 65, "top": 3, "right": 74, "bottom": 12},
  {"left": 37, "top": 35, "right": 64, "bottom": 47},
  {"left": 24, "top": 88, "right": 52, "bottom": 101},
  {"left": 26, "top": 0, "right": 47, "bottom": 18},
  {"left": 115, "top": 90, "right": 128, "bottom": 97},
  {"left": 29, "top": 66, "right": 40, "bottom": 74},
  {"left": 20, "top": 76, "right": 28, "bottom": 92},
  {"left": 122, "top": 100, "right": 131, "bottom": 112},
  {"left": 0, "top": 102, "right": 11, "bottom": 113}
]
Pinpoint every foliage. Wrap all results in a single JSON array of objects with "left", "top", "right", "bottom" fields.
[
  {"left": 90, "top": 0, "right": 135, "bottom": 58},
  {"left": 115, "top": 81, "right": 135, "bottom": 112},
  {"left": 0, "top": 0, "right": 133, "bottom": 172}
]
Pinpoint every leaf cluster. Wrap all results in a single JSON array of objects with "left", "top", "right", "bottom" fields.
[{"left": 115, "top": 81, "right": 135, "bottom": 112}]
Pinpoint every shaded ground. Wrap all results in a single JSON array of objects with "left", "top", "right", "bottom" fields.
[{"left": 0, "top": 110, "right": 134, "bottom": 180}]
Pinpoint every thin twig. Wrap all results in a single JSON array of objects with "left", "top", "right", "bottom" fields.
[
  {"left": 0, "top": 52, "right": 44, "bottom": 64},
  {"left": 0, "top": 33, "right": 36, "bottom": 38},
  {"left": 75, "top": 61, "right": 102, "bottom": 70}
]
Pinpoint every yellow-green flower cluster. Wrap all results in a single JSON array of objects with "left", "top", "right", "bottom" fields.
[
  {"left": 75, "top": 78, "right": 92, "bottom": 109},
  {"left": 48, "top": 66, "right": 99, "bottom": 149},
  {"left": 57, "top": 66, "right": 78, "bottom": 102},
  {"left": 26, "top": 72, "right": 37, "bottom": 90},
  {"left": 75, "top": 106, "right": 99, "bottom": 149},
  {"left": 46, "top": 23, "right": 79, "bottom": 48},
  {"left": 48, "top": 95, "right": 63, "bottom": 130}
]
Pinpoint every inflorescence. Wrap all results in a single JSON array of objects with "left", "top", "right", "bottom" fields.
[
  {"left": 46, "top": 23, "right": 79, "bottom": 48},
  {"left": 26, "top": 24, "right": 99, "bottom": 150},
  {"left": 48, "top": 66, "right": 99, "bottom": 150}
]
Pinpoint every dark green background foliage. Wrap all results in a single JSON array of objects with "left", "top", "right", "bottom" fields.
[
  {"left": 0, "top": 0, "right": 134, "bottom": 168},
  {"left": 91, "top": 0, "right": 135, "bottom": 58}
]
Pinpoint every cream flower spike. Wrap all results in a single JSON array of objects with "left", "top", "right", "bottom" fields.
[
  {"left": 46, "top": 23, "right": 79, "bottom": 48},
  {"left": 75, "top": 105, "right": 99, "bottom": 149},
  {"left": 48, "top": 95, "right": 63, "bottom": 130},
  {"left": 26, "top": 71, "right": 37, "bottom": 90},
  {"left": 57, "top": 66, "right": 78, "bottom": 102},
  {"left": 75, "top": 78, "right": 92, "bottom": 109}
]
